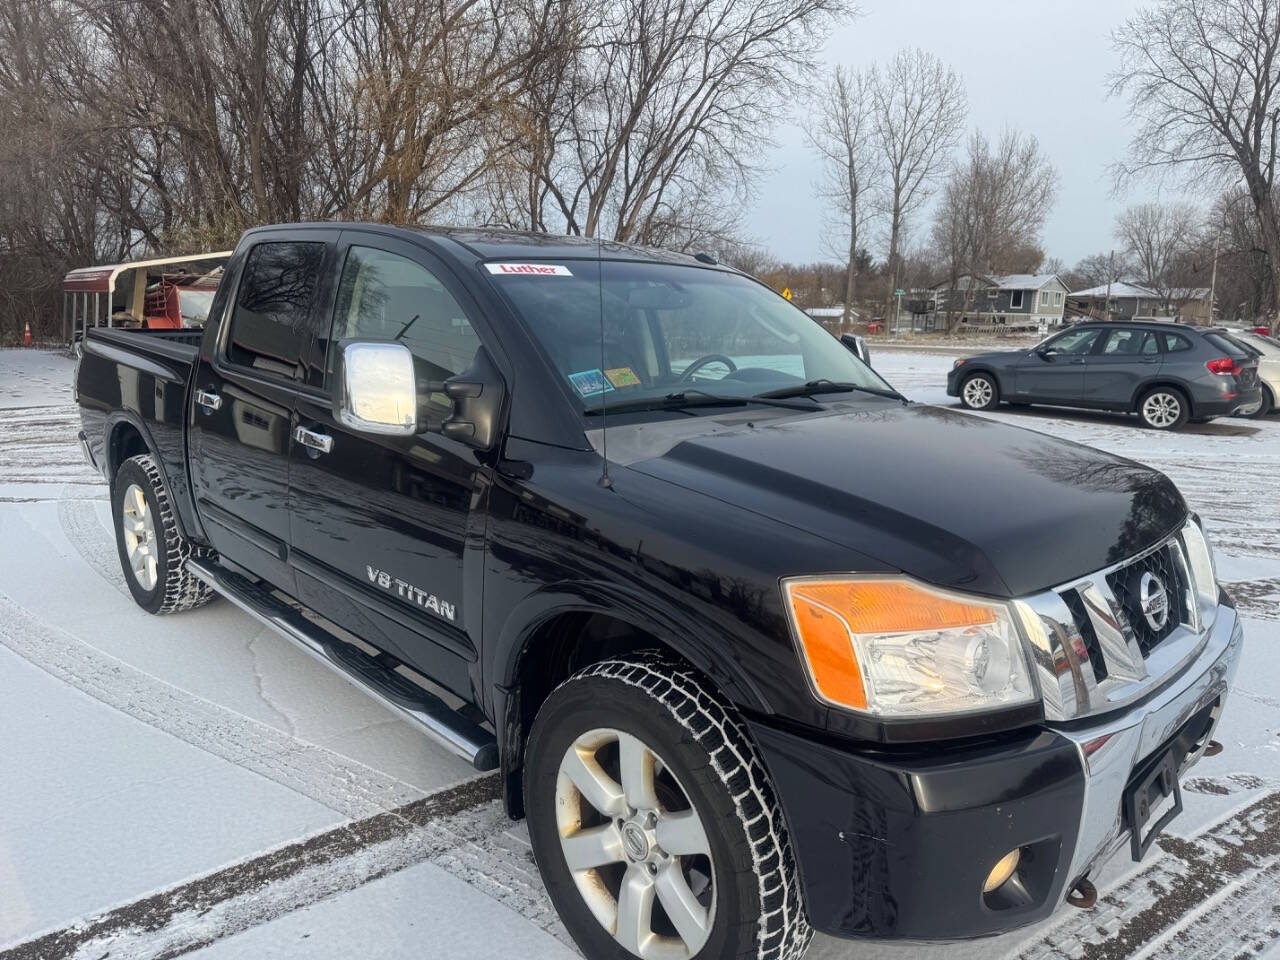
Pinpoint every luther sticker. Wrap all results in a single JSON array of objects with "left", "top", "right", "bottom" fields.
[
  {"left": 605, "top": 367, "right": 641, "bottom": 388},
  {"left": 485, "top": 262, "right": 573, "bottom": 277},
  {"left": 568, "top": 369, "right": 614, "bottom": 398}
]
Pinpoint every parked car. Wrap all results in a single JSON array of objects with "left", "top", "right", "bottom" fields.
[
  {"left": 1220, "top": 330, "right": 1280, "bottom": 417},
  {"left": 948, "top": 321, "right": 1262, "bottom": 429},
  {"left": 76, "top": 224, "right": 1241, "bottom": 959}
]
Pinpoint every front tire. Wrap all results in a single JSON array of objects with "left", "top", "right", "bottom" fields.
[
  {"left": 1137, "top": 387, "right": 1190, "bottom": 430},
  {"left": 525, "top": 654, "right": 811, "bottom": 960},
  {"left": 111, "top": 454, "right": 215, "bottom": 614},
  {"left": 960, "top": 372, "right": 998, "bottom": 410},
  {"left": 1250, "top": 385, "right": 1274, "bottom": 418}
]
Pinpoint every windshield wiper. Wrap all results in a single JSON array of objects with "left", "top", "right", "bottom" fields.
[
  {"left": 584, "top": 388, "right": 819, "bottom": 416},
  {"left": 754, "top": 379, "right": 905, "bottom": 402}
]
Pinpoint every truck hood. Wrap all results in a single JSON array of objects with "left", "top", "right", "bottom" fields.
[{"left": 608, "top": 402, "right": 1185, "bottom": 597}]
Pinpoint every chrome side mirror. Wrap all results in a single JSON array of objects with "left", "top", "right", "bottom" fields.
[
  {"left": 334, "top": 340, "right": 417, "bottom": 436},
  {"left": 840, "top": 333, "right": 872, "bottom": 366}
]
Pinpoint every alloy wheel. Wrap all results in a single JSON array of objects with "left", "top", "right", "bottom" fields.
[
  {"left": 1142, "top": 392, "right": 1181, "bottom": 428},
  {"left": 555, "top": 728, "right": 716, "bottom": 959},
  {"left": 963, "top": 376, "right": 994, "bottom": 408},
  {"left": 120, "top": 482, "right": 159, "bottom": 590}
]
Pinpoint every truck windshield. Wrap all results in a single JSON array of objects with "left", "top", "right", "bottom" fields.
[{"left": 489, "top": 259, "right": 893, "bottom": 412}]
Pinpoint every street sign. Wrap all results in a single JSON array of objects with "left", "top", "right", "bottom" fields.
[
  {"left": 894, "top": 288, "right": 905, "bottom": 296},
  {"left": 781, "top": 287, "right": 792, "bottom": 301}
]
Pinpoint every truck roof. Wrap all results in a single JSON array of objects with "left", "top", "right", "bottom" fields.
[{"left": 244, "top": 222, "right": 727, "bottom": 270}]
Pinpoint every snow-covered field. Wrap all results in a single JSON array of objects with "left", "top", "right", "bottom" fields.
[{"left": 0, "top": 346, "right": 1277, "bottom": 960}]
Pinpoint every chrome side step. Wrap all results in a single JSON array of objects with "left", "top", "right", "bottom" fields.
[{"left": 188, "top": 559, "right": 498, "bottom": 771}]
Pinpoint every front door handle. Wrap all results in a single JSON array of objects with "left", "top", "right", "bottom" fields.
[
  {"left": 194, "top": 388, "right": 222, "bottom": 411},
  {"left": 293, "top": 426, "right": 334, "bottom": 454},
  {"left": 1068, "top": 357, "right": 1086, "bottom": 365}
]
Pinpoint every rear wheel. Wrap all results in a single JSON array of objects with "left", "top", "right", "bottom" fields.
[
  {"left": 525, "top": 654, "right": 811, "bottom": 960},
  {"left": 1137, "top": 387, "right": 1190, "bottom": 430},
  {"left": 960, "top": 372, "right": 998, "bottom": 410},
  {"left": 112, "top": 454, "right": 215, "bottom": 614}
]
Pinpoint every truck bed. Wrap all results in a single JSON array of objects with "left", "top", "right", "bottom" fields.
[{"left": 76, "top": 326, "right": 201, "bottom": 538}]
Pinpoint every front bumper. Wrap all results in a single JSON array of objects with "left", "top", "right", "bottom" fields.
[{"left": 749, "top": 600, "right": 1242, "bottom": 941}]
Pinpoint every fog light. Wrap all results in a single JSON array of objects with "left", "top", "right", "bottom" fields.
[{"left": 983, "top": 848, "right": 1022, "bottom": 894}]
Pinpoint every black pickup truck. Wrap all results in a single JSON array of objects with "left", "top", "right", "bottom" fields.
[{"left": 76, "top": 223, "right": 1241, "bottom": 960}]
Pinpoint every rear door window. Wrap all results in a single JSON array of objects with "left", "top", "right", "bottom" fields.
[
  {"left": 1100, "top": 328, "right": 1158, "bottom": 356},
  {"left": 226, "top": 241, "right": 327, "bottom": 379}
]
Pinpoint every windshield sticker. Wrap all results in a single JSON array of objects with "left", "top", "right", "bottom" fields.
[
  {"left": 485, "top": 262, "right": 574, "bottom": 277},
  {"left": 568, "top": 369, "right": 615, "bottom": 398},
  {"left": 605, "top": 366, "right": 642, "bottom": 388}
]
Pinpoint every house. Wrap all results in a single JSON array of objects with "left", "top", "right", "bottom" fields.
[
  {"left": 1065, "top": 282, "right": 1214, "bottom": 325},
  {"left": 804, "top": 305, "right": 860, "bottom": 329},
  {"left": 911, "top": 274, "right": 1069, "bottom": 331}
]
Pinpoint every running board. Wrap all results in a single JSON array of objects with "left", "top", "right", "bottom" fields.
[{"left": 187, "top": 559, "right": 499, "bottom": 771}]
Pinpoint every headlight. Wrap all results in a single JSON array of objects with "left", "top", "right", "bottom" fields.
[
  {"left": 1181, "top": 517, "right": 1219, "bottom": 628},
  {"left": 953, "top": 358, "right": 966, "bottom": 368},
  {"left": 782, "top": 576, "right": 1036, "bottom": 718}
]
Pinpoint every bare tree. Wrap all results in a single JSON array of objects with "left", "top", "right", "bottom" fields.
[
  {"left": 1112, "top": 0, "right": 1280, "bottom": 330},
  {"left": 1114, "top": 201, "right": 1205, "bottom": 312},
  {"left": 1070, "top": 251, "right": 1132, "bottom": 291},
  {"left": 931, "top": 128, "right": 1059, "bottom": 329},
  {"left": 807, "top": 65, "right": 880, "bottom": 326},
  {"left": 871, "top": 48, "right": 966, "bottom": 321},
  {"left": 501, "top": 0, "right": 853, "bottom": 247}
]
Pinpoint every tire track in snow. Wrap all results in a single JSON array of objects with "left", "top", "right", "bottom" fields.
[
  {"left": 1005, "top": 789, "right": 1280, "bottom": 960},
  {"left": 0, "top": 776, "right": 505, "bottom": 960},
  {"left": 57, "top": 494, "right": 129, "bottom": 596},
  {"left": 0, "top": 591, "right": 427, "bottom": 821}
]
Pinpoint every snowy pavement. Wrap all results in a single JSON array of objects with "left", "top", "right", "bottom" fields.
[{"left": 0, "top": 346, "right": 1277, "bottom": 960}]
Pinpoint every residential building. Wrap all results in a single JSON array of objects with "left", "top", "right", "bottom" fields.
[
  {"left": 910, "top": 274, "right": 1069, "bottom": 331},
  {"left": 1065, "top": 282, "right": 1214, "bottom": 325}
]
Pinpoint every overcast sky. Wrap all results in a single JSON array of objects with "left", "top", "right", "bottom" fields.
[{"left": 744, "top": 0, "right": 1182, "bottom": 267}]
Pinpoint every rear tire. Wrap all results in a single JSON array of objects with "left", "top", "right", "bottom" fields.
[
  {"left": 1250, "top": 385, "right": 1274, "bottom": 418},
  {"left": 1137, "top": 387, "right": 1190, "bottom": 430},
  {"left": 960, "top": 372, "right": 998, "bottom": 410},
  {"left": 525, "top": 653, "right": 811, "bottom": 960},
  {"left": 111, "top": 454, "right": 215, "bottom": 614}
]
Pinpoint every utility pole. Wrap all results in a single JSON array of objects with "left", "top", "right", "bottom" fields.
[
  {"left": 1208, "top": 232, "right": 1220, "bottom": 325},
  {"left": 1104, "top": 250, "right": 1114, "bottom": 323}
]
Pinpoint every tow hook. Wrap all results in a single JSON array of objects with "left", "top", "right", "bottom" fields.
[
  {"left": 1205, "top": 740, "right": 1223, "bottom": 757},
  {"left": 1066, "top": 876, "right": 1098, "bottom": 909}
]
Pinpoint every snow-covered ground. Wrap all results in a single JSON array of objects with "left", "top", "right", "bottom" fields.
[{"left": 0, "top": 346, "right": 1276, "bottom": 960}]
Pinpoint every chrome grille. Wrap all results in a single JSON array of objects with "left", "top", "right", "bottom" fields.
[
  {"left": 1018, "top": 523, "right": 1215, "bottom": 723},
  {"left": 1104, "top": 542, "right": 1189, "bottom": 655}
]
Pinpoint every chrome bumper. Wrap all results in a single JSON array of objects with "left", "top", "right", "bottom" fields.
[{"left": 1056, "top": 601, "right": 1242, "bottom": 891}]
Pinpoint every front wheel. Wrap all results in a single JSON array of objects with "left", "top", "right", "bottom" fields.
[
  {"left": 1249, "top": 385, "right": 1274, "bottom": 418},
  {"left": 525, "top": 655, "right": 811, "bottom": 960},
  {"left": 1137, "top": 387, "right": 1190, "bottom": 430},
  {"left": 960, "top": 372, "right": 998, "bottom": 410}
]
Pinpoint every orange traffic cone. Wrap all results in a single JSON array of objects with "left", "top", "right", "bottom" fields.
[{"left": 23, "top": 321, "right": 32, "bottom": 346}]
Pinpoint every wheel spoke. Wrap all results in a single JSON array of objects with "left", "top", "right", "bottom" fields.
[
  {"left": 654, "top": 862, "right": 711, "bottom": 952},
  {"left": 561, "top": 823, "right": 625, "bottom": 872},
  {"left": 561, "top": 746, "right": 626, "bottom": 818},
  {"left": 655, "top": 809, "right": 709, "bottom": 858},
  {"left": 618, "top": 732, "right": 660, "bottom": 811},
  {"left": 132, "top": 485, "right": 147, "bottom": 518},
  {"left": 614, "top": 863, "right": 655, "bottom": 956}
]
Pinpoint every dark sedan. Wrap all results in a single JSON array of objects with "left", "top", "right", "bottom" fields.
[{"left": 946, "top": 321, "right": 1262, "bottom": 429}]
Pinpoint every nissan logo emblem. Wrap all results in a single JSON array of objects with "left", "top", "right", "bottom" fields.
[{"left": 1139, "top": 571, "right": 1170, "bottom": 632}]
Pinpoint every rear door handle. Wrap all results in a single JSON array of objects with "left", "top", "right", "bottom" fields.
[
  {"left": 194, "top": 389, "right": 222, "bottom": 411},
  {"left": 293, "top": 425, "right": 333, "bottom": 454}
]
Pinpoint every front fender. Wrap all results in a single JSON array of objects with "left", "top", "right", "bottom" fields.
[{"left": 494, "top": 579, "right": 772, "bottom": 715}]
